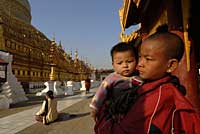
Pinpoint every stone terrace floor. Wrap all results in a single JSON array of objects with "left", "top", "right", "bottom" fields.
[{"left": 0, "top": 89, "right": 97, "bottom": 134}]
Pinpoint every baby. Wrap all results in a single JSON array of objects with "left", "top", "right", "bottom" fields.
[{"left": 90, "top": 42, "right": 142, "bottom": 121}]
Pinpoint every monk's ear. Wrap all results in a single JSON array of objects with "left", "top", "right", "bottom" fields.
[{"left": 166, "top": 59, "right": 179, "bottom": 73}]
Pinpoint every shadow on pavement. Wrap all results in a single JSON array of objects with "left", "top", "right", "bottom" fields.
[
  {"left": 10, "top": 91, "right": 81, "bottom": 109},
  {"left": 57, "top": 112, "right": 90, "bottom": 122},
  {"left": 10, "top": 95, "right": 45, "bottom": 108}
]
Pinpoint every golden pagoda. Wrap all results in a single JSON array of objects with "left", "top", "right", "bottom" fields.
[{"left": 0, "top": 0, "right": 92, "bottom": 91}]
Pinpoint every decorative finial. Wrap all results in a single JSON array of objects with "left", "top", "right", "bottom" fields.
[
  {"left": 69, "top": 49, "right": 72, "bottom": 59},
  {"left": 58, "top": 40, "right": 62, "bottom": 49},
  {"left": 75, "top": 49, "right": 78, "bottom": 60},
  {"left": 52, "top": 33, "right": 55, "bottom": 42}
]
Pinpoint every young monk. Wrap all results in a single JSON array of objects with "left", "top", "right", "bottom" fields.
[{"left": 96, "top": 30, "right": 200, "bottom": 134}]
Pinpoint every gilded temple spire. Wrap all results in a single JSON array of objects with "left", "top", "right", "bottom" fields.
[
  {"left": 58, "top": 40, "right": 62, "bottom": 49},
  {"left": 70, "top": 50, "right": 72, "bottom": 59},
  {"left": 74, "top": 49, "right": 78, "bottom": 64},
  {"left": 49, "top": 37, "right": 56, "bottom": 81},
  {"left": 52, "top": 33, "right": 56, "bottom": 42},
  {"left": 75, "top": 49, "right": 78, "bottom": 59}
]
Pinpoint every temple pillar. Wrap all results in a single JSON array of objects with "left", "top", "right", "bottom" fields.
[
  {"left": 171, "top": 30, "right": 200, "bottom": 112},
  {"left": 166, "top": 0, "right": 200, "bottom": 112}
]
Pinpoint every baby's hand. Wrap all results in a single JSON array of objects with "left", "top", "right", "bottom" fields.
[
  {"left": 90, "top": 109, "right": 97, "bottom": 122},
  {"left": 35, "top": 112, "right": 39, "bottom": 116}
]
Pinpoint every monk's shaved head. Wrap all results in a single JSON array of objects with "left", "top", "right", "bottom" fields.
[{"left": 144, "top": 32, "right": 184, "bottom": 61}]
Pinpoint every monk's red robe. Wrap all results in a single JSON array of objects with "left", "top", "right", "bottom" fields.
[{"left": 95, "top": 76, "right": 200, "bottom": 134}]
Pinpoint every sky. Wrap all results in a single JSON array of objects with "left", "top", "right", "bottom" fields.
[{"left": 29, "top": 0, "right": 127, "bottom": 69}]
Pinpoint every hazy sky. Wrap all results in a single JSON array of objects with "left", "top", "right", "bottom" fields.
[{"left": 29, "top": 0, "right": 125, "bottom": 69}]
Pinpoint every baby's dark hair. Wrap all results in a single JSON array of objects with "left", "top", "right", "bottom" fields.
[
  {"left": 110, "top": 42, "right": 138, "bottom": 62},
  {"left": 146, "top": 31, "right": 184, "bottom": 62},
  {"left": 46, "top": 90, "right": 54, "bottom": 99}
]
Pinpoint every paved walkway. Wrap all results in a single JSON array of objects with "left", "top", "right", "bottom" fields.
[{"left": 0, "top": 88, "right": 97, "bottom": 134}]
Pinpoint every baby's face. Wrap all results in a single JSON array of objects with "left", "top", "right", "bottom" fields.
[
  {"left": 112, "top": 50, "right": 137, "bottom": 77},
  {"left": 137, "top": 40, "right": 170, "bottom": 80}
]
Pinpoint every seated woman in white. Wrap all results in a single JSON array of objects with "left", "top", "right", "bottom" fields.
[{"left": 35, "top": 90, "right": 58, "bottom": 125}]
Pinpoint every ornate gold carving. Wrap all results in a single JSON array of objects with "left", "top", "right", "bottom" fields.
[
  {"left": 181, "top": 1, "right": 191, "bottom": 72},
  {"left": 120, "top": 30, "right": 140, "bottom": 42},
  {"left": 184, "top": 30, "right": 191, "bottom": 72}
]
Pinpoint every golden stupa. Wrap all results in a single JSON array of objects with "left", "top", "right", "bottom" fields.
[{"left": 0, "top": 0, "right": 92, "bottom": 92}]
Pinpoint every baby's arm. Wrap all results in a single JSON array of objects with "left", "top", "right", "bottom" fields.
[
  {"left": 90, "top": 107, "right": 98, "bottom": 122},
  {"left": 89, "top": 80, "right": 110, "bottom": 121},
  {"left": 89, "top": 96, "right": 99, "bottom": 122}
]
